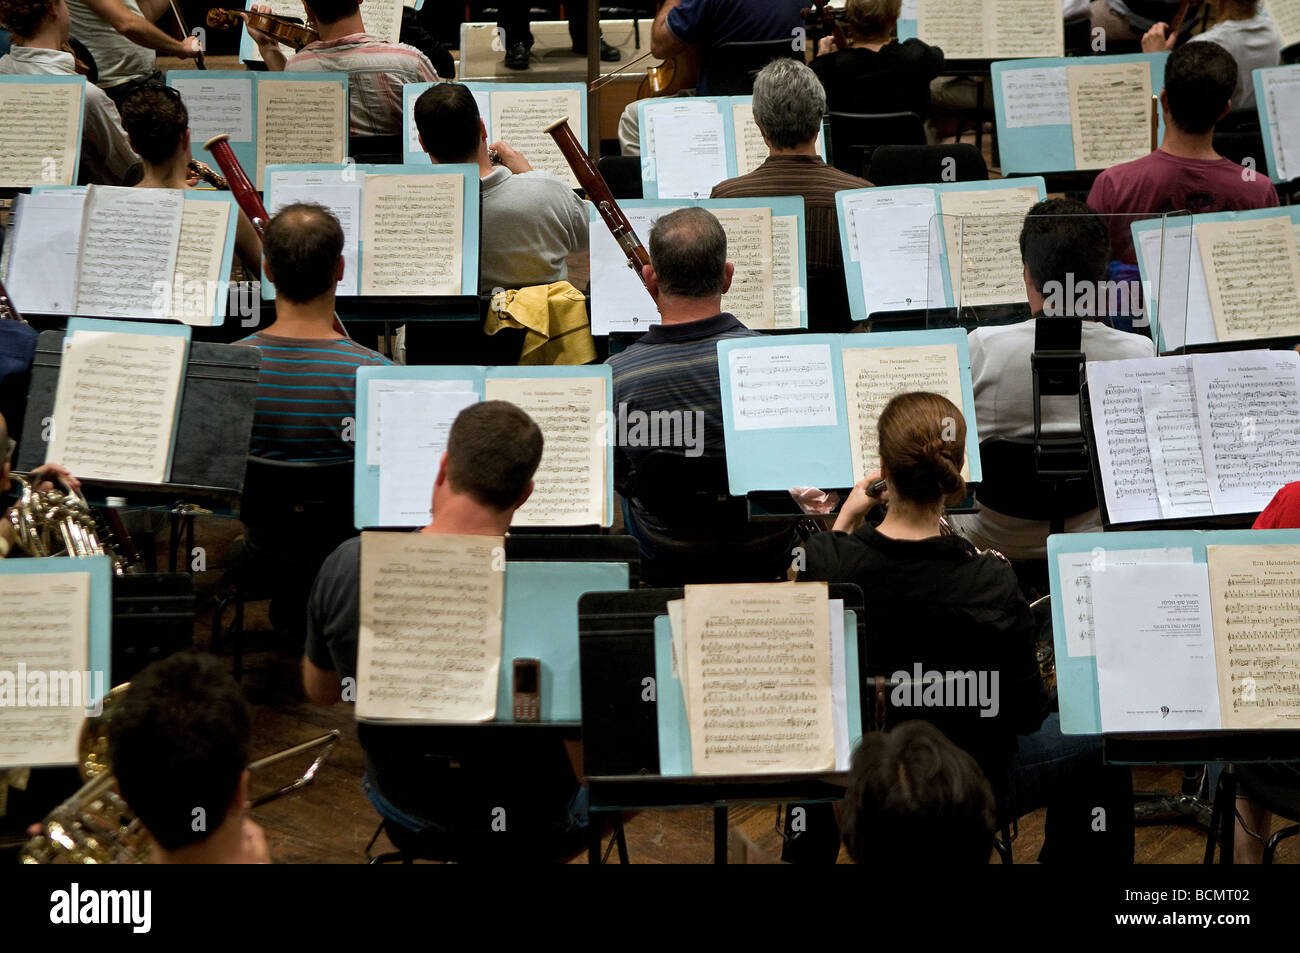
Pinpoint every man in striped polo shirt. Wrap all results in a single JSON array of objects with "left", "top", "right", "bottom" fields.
[
  {"left": 607, "top": 207, "right": 797, "bottom": 585},
  {"left": 249, "top": 0, "right": 439, "bottom": 137}
]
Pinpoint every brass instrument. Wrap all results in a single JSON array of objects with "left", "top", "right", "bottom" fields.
[
  {"left": 188, "top": 159, "right": 228, "bottom": 190},
  {"left": 5, "top": 474, "right": 134, "bottom": 575}
]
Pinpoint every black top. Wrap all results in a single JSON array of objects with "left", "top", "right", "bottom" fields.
[
  {"left": 810, "top": 39, "right": 945, "bottom": 119},
  {"left": 802, "top": 524, "right": 1049, "bottom": 792}
]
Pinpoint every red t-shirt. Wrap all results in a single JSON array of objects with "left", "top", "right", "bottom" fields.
[
  {"left": 1086, "top": 150, "right": 1279, "bottom": 263},
  {"left": 1254, "top": 482, "right": 1300, "bottom": 529}
]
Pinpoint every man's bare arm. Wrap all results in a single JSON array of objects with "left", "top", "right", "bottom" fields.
[
  {"left": 81, "top": 0, "right": 200, "bottom": 57},
  {"left": 650, "top": 0, "right": 687, "bottom": 60}
]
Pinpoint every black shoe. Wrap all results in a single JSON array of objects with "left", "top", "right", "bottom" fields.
[
  {"left": 572, "top": 37, "right": 622, "bottom": 62},
  {"left": 504, "top": 41, "right": 530, "bottom": 70}
]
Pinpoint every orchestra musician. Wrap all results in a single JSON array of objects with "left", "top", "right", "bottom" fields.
[
  {"left": 61, "top": 0, "right": 201, "bottom": 105},
  {"left": 496, "top": 0, "right": 621, "bottom": 71}
]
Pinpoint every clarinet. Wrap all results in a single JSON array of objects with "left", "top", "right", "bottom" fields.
[{"left": 544, "top": 116, "right": 652, "bottom": 289}]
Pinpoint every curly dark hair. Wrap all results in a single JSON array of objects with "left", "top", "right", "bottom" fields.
[
  {"left": 119, "top": 83, "right": 189, "bottom": 165},
  {"left": 0, "top": 0, "right": 57, "bottom": 38}
]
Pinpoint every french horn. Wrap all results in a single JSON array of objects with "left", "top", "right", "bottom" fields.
[{"left": 5, "top": 474, "right": 134, "bottom": 575}]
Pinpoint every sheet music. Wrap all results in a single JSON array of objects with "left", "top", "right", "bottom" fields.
[
  {"left": 1056, "top": 547, "right": 1195, "bottom": 659},
  {"left": 1068, "top": 62, "right": 1153, "bottom": 170},
  {"left": 358, "top": 0, "right": 404, "bottom": 45},
  {"left": 46, "top": 329, "right": 187, "bottom": 484},
  {"left": 1197, "top": 216, "right": 1300, "bottom": 342},
  {"left": 356, "top": 531, "right": 505, "bottom": 723},
  {"left": 842, "top": 343, "right": 965, "bottom": 479},
  {"left": 1261, "top": 67, "right": 1300, "bottom": 181},
  {"left": 364, "top": 377, "right": 477, "bottom": 466},
  {"left": 731, "top": 101, "right": 770, "bottom": 175},
  {"left": 1207, "top": 544, "right": 1300, "bottom": 729},
  {"left": 1091, "top": 563, "right": 1221, "bottom": 732},
  {"left": 999, "top": 66, "right": 1069, "bottom": 128},
  {"left": 652, "top": 112, "right": 728, "bottom": 199},
  {"left": 165, "top": 199, "right": 232, "bottom": 325},
  {"left": 770, "top": 214, "right": 801, "bottom": 328},
  {"left": 376, "top": 390, "right": 480, "bottom": 526},
  {"left": 841, "top": 186, "right": 936, "bottom": 262},
  {"left": 727, "top": 343, "right": 838, "bottom": 432},
  {"left": 988, "top": 0, "right": 1063, "bottom": 58},
  {"left": 1268, "top": 0, "right": 1300, "bottom": 51},
  {"left": 642, "top": 98, "right": 717, "bottom": 158},
  {"left": 0, "top": 80, "right": 82, "bottom": 187},
  {"left": 360, "top": 173, "right": 463, "bottom": 295},
  {"left": 74, "top": 186, "right": 184, "bottom": 319},
  {"left": 588, "top": 205, "right": 666, "bottom": 334},
  {"left": 1192, "top": 349, "right": 1300, "bottom": 515},
  {"left": 170, "top": 75, "right": 253, "bottom": 145},
  {"left": 255, "top": 80, "right": 346, "bottom": 188},
  {"left": 483, "top": 375, "right": 607, "bottom": 526},
  {"left": 1141, "top": 377, "right": 1213, "bottom": 519},
  {"left": 916, "top": 0, "right": 986, "bottom": 58},
  {"left": 0, "top": 571, "right": 91, "bottom": 768},
  {"left": 3, "top": 190, "right": 85, "bottom": 314},
  {"left": 938, "top": 186, "right": 1039, "bottom": 307},
  {"left": 490, "top": 89, "right": 583, "bottom": 186},
  {"left": 714, "top": 206, "right": 775, "bottom": 328},
  {"left": 683, "top": 582, "right": 834, "bottom": 775},
  {"left": 854, "top": 202, "right": 937, "bottom": 313},
  {"left": 267, "top": 172, "right": 362, "bottom": 295},
  {"left": 1085, "top": 356, "right": 1191, "bottom": 524}
]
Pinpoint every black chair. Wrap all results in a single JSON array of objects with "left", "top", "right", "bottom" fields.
[
  {"left": 1212, "top": 114, "right": 1266, "bottom": 170},
  {"left": 596, "top": 154, "right": 643, "bottom": 199},
  {"left": 111, "top": 573, "right": 195, "bottom": 684},
  {"left": 866, "top": 143, "right": 988, "bottom": 186},
  {"left": 826, "top": 111, "right": 926, "bottom": 179},
  {"left": 706, "top": 38, "right": 802, "bottom": 95},
  {"left": 211, "top": 457, "right": 357, "bottom": 679},
  {"left": 1213, "top": 764, "right": 1300, "bottom": 864},
  {"left": 348, "top": 134, "right": 404, "bottom": 165},
  {"left": 1063, "top": 14, "right": 1094, "bottom": 56}
]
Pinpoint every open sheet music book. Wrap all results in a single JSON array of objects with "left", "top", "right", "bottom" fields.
[
  {"left": 1087, "top": 350, "right": 1300, "bottom": 525},
  {"left": 402, "top": 81, "right": 585, "bottom": 186},
  {"left": 0, "top": 75, "right": 85, "bottom": 188},
  {"left": 263, "top": 164, "right": 474, "bottom": 298},
  {"left": 589, "top": 197, "right": 806, "bottom": 334},
  {"left": 914, "top": 0, "right": 1063, "bottom": 58},
  {"left": 717, "top": 329, "right": 981, "bottom": 493},
  {"left": 1, "top": 185, "right": 237, "bottom": 325},
  {"left": 355, "top": 531, "right": 506, "bottom": 723},
  {"left": 1255, "top": 64, "right": 1300, "bottom": 183}
]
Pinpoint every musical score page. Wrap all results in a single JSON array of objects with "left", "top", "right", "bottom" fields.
[
  {"left": 854, "top": 201, "right": 939, "bottom": 312},
  {"left": 255, "top": 79, "right": 346, "bottom": 189},
  {"left": 170, "top": 75, "right": 253, "bottom": 145},
  {"left": 841, "top": 344, "right": 965, "bottom": 480},
  {"left": 0, "top": 80, "right": 82, "bottom": 187},
  {"left": 0, "top": 571, "right": 91, "bottom": 768},
  {"left": 938, "top": 186, "right": 1039, "bottom": 307},
  {"left": 727, "top": 343, "right": 838, "bottom": 432},
  {"left": 588, "top": 205, "right": 665, "bottom": 333},
  {"left": 714, "top": 206, "right": 775, "bottom": 328},
  {"left": 1056, "top": 547, "right": 1194, "bottom": 659},
  {"left": 916, "top": 0, "right": 985, "bottom": 58},
  {"left": 770, "top": 214, "right": 801, "bottom": 328},
  {"left": 74, "top": 185, "right": 184, "bottom": 319},
  {"left": 1068, "top": 61, "right": 1153, "bottom": 170},
  {"left": 3, "top": 190, "right": 86, "bottom": 314},
  {"left": 918, "top": 0, "right": 1062, "bottom": 59},
  {"left": 1196, "top": 217, "right": 1300, "bottom": 342},
  {"left": 267, "top": 168, "right": 362, "bottom": 295},
  {"left": 483, "top": 375, "right": 607, "bottom": 526},
  {"left": 166, "top": 199, "right": 232, "bottom": 325},
  {"left": 46, "top": 330, "right": 187, "bottom": 484},
  {"left": 1267, "top": 0, "right": 1300, "bottom": 50},
  {"left": 684, "top": 582, "right": 834, "bottom": 776},
  {"left": 1207, "top": 544, "right": 1300, "bottom": 729},
  {"left": 360, "top": 173, "right": 463, "bottom": 295},
  {"left": 652, "top": 111, "right": 728, "bottom": 199},
  {"left": 999, "top": 66, "right": 1069, "bottom": 128},
  {"left": 1141, "top": 377, "right": 1213, "bottom": 519},
  {"left": 1261, "top": 68, "right": 1300, "bottom": 181},
  {"left": 356, "top": 532, "right": 504, "bottom": 722},
  {"left": 490, "top": 89, "right": 583, "bottom": 186}
]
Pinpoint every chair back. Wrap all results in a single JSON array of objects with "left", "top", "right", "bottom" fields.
[
  {"left": 826, "top": 111, "right": 926, "bottom": 178},
  {"left": 239, "top": 456, "right": 356, "bottom": 551},
  {"left": 625, "top": 449, "right": 743, "bottom": 526},
  {"left": 867, "top": 143, "right": 987, "bottom": 186},
  {"left": 596, "top": 154, "right": 644, "bottom": 199},
  {"left": 976, "top": 435, "right": 1097, "bottom": 525},
  {"left": 707, "top": 38, "right": 802, "bottom": 95},
  {"left": 348, "top": 134, "right": 404, "bottom": 165}
]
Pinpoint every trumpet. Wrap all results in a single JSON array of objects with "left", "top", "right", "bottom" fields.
[{"left": 5, "top": 474, "right": 134, "bottom": 575}]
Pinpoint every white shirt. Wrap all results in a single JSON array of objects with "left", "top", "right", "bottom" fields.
[
  {"left": 65, "top": 0, "right": 154, "bottom": 88},
  {"left": 953, "top": 317, "right": 1156, "bottom": 559},
  {"left": 0, "top": 46, "right": 138, "bottom": 184},
  {"left": 1188, "top": 15, "right": 1283, "bottom": 113}
]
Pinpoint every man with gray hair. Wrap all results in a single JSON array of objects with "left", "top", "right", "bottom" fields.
[
  {"left": 712, "top": 57, "right": 869, "bottom": 332},
  {"left": 606, "top": 207, "right": 796, "bottom": 585}
]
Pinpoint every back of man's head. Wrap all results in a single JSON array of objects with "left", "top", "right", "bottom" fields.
[
  {"left": 120, "top": 84, "right": 189, "bottom": 165},
  {"left": 752, "top": 57, "right": 825, "bottom": 150},
  {"left": 648, "top": 207, "right": 728, "bottom": 299},
  {"left": 1165, "top": 41, "right": 1237, "bottom": 134},
  {"left": 414, "top": 83, "right": 481, "bottom": 164},
  {"left": 303, "top": 0, "right": 358, "bottom": 25},
  {"left": 109, "top": 651, "right": 251, "bottom": 853},
  {"left": 1019, "top": 197, "right": 1109, "bottom": 295},
  {"left": 445, "top": 401, "right": 543, "bottom": 511},
  {"left": 841, "top": 720, "right": 996, "bottom": 864},
  {"left": 262, "top": 203, "right": 345, "bottom": 304}
]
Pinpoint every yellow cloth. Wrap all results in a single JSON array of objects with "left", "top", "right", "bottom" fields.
[{"left": 485, "top": 281, "right": 596, "bottom": 366}]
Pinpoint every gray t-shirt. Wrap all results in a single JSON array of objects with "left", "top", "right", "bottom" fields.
[
  {"left": 1189, "top": 15, "right": 1283, "bottom": 113},
  {"left": 305, "top": 536, "right": 362, "bottom": 680},
  {"left": 66, "top": 0, "right": 154, "bottom": 88},
  {"left": 479, "top": 167, "right": 589, "bottom": 296}
]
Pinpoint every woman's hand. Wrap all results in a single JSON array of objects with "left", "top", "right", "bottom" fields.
[
  {"left": 832, "top": 470, "right": 887, "bottom": 534},
  {"left": 1141, "top": 22, "right": 1175, "bottom": 52},
  {"left": 816, "top": 35, "right": 836, "bottom": 56}
]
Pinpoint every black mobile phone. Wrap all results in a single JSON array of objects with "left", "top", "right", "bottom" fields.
[{"left": 513, "top": 658, "right": 541, "bottom": 722}]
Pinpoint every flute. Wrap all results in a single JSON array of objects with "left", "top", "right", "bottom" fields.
[{"left": 544, "top": 116, "right": 651, "bottom": 289}]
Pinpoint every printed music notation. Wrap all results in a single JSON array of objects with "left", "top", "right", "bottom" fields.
[
  {"left": 728, "top": 344, "right": 838, "bottom": 432},
  {"left": 1197, "top": 217, "right": 1300, "bottom": 342},
  {"left": 490, "top": 90, "right": 583, "bottom": 186},
  {"left": 254, "top": 80, "right": 346, "bottom": 188},
  {"left": 916, "top": 0, "right": 1062, "bottom": 59},
  {"left": 359, "top": 173, "right": 463, "bottom": 295},
  {"left": 1068, "top": 62, "right": 1152, "bottom": 170},
  {"left": 75, "top": 186, "right": 185, "bottom": 319},
  {"left": 0, "top": 81, "right": 81, "bottom": 187}
]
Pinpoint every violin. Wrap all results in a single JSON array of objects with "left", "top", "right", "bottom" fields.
[
  {"left": 206, "top": 8, "right": 319, "bottom": 51},
  {"left": 802, "top": 0, "right": 850, "bottom": 53}
]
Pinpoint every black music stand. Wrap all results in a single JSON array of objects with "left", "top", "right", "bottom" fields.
[
  {"left": 111, "top": 572, "right": 195, "bottom": 684},
  {"left": 577, "top": 584, "right": 865, "bottom": 864}
]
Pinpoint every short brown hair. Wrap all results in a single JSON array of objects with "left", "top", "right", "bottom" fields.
[
  {"left": 446, "top": 401, "right": 543, "bottom": 511},
  {"left": 0, "top": 0, "right": 55, "bottom": 38},
  {"left": 262, "top": 203, "right": 344, "bottom": 304},
  {"left": 846, "top": 0, "right": 901, "bottom": 39},
  {"left": 878, "top": 391, "right": 966, "bottom": 505},
  {"left": 648, "top": 207, "right": 728, "bottom": 299}
]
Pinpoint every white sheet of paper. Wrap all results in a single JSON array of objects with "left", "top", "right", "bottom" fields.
[
  {"left": 1262, "top": 68, "right": 1300, "bottom": 181},
  {"left": 728, "top": 343, "right": 838, "bottom": 431},
  {"left": 1136, "top": 223, "right": 1211, "bottom": 351},
  {"left": 651, "top": 112, "right": 728, "bottom": 199},
  {"left": 74, "top": 185, "right": 184, "bottom": 319},
  {"left": 854, "top": 202, "right": 936, "bottom": 313},
  {"left": 642, "top": 98, "right": 718, "bottom": 157},
  {"left": 3, "top": 190, "right": 85, "bottom": 314},
  {"left": 364, "top": 378, "right": 477, "bottom": 466},
  {"left": 267, "top": 180, "right": 362, "bottom": 295},
  {"left": 1056, "top": 547, "right": 1195, "bottom": 659},
  {"left": 829, "top": 599, "right": 849, "bottom": 771},
  {"left": 1091, "top": 563, "right": 1221, "bottom": 732},
  {"left": 841, "top": 187, "right": 935, "bottom": 262},
  {"left": 999, "top": 66, "right": 1069, "bottom": 127},
  {"left": 171, "top": 76, "right": 254, "bottom": 144},
  {"left": 377, "top": 390, "right": 479, "bottom": 526},
  {"left": 1141, "top": 379, "right": 1213, "bottom": 518},
  {"left": 589, "top": 205, "right": 669, "bottom": 334}
]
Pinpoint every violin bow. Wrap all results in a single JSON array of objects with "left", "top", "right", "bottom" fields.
[{"left": 170, "top": 0, "right": 205, "bottom": 69}]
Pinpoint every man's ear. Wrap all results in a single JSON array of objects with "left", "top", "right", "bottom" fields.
[
  {"left": 513, "top": 478, "right": 535, "bottom": 513},
  {"left": 417, "top": 132, "right": 426, "bottom": 156},
  {"left": 434, "top": 450, "right": 449, "bottom": 487},
  {"left": 181, "top": 127, "right": 191, "bottom": 154},
  {"left": 1023, "top": 261, "right": 1035, "bottom": 298},
  {"left": 480, "top": 118, "right": 488, "bottom": 143},
  {"left": 334, "top": 255, "right": 345, "bottom": 282},
  {"left": 643, "top": 264, "right": 659, "bottom": 300},
  {"left": 233, "top": 768, "right": 251, "bottom": 814},
  {"left": 1217, "top": 99, "right": 1232, "bottom": 122},
  {"left": 720, "top": 261, "right": 735, "bottom": 296}
]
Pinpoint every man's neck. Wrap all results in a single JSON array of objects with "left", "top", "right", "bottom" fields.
[
  {"left": 422, "top": 494, "right": 512, "bottom": 536},
  {"left": 137, "top": 151, "right": 192, "bottom": 190},
  {"left": 767, "top": 140, "right": 820, "bottom": 158},
  {"left": 316, "top": 14, "right": 365, "bottom": 41},
  {"left": 476, "top": 143, "right": 495, "bottom": 179},
  {"left": 262, "top": 297, "right": 342, "bottom": 339},
  {"left": 15, "top": 21, "right": 66, "bottom": 51},
  {"left": 154, "top": 814, "right": 244, "bottom": 864},
  {"left": 1159, "top": 124, "right": 1221, "bottom": 161},
  {"left": 657, "top": 295, "right": 724, "bottom": 326}
]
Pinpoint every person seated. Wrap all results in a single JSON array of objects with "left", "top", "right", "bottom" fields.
[
  {"left": 711, "top": 58, "right": 869, "bottom": 332},
  {"left": 809, "top": 0, "right": 944, "bottom": 125},
  {"left": 119, "top": 84, "right": 261, "bottom": 274},
  {"left": 0, "top": 411, "right": 78, "bottom": 559},
  {"left": 249, "top": 0, "right": 439, "bottom": 138},
  {"left": 1090, "top": 0, "right": 1183, "bottom": 46},
  {"left": 955, "top": 199, "right": 1155, "bottom": 561},
  {"left": 303, "top": 401, "right": 587, "bottom": 861},
  {"left": 0, "top": 0, "right": 138, "bottom": 184},
  {"left": 1141, "top": 0, "right": 1281, "bottom": 113},
  {"left": 496, "top": 0, "right": 620, "bottom": 71},
  {"left": 800, "top": 391, "right": 1134, "bottom": 862},
  {"left": 841, "top": 720, "right": 997, "bottom": 864},
  {"left": 1087, "top": 40, "right": 1278, "bottom": 263},
  {"left": 108, "top": 651, "right": 270, "bottom": 864},
  {"left": 606, "top": 207, "right": 796, "bottom": 584},
  {"left": 413, "top": 81, "right": 588, "bottom": 297},
  {"left": 61, "top": 0, "right": 200, "bottom": 105}
]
